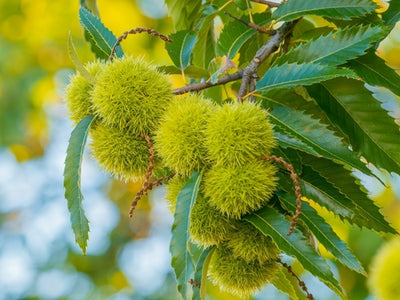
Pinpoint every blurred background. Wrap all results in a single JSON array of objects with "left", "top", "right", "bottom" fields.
[{"left": 0, "top": 0, "right": 399, "bottom": 299}]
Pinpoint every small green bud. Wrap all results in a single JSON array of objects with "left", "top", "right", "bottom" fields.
[
  {"left": 92, "top": 56, "right": 173, "bottom": 134},
  {"left": 65, "top": 60, "right": 104, "bottom": 123},
  {"left": 203, "top": 160, "right": 277, "bottom": 219},
  {"left": 190, "top": 195, "right": 236, "bottom": 247},
  {"left": 205, "top": 102, "right": 276, "bottom": 166},
  {"left": 90, "top": 122, "right": 149, "bottom": 182},
  {"left": 369, "top": 237, "right": 400, "bottom": 300},
  {"left": 209, "top": 245, "right": 278, "bottom": 298},
  {"left": 154, "top": 94, "right": 214, "bottom": 175},
  {"left": 226, "top": 221, "right": 280, "bottom": 263}
]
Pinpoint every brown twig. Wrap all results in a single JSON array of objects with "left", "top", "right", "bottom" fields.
[
  {"left": 276, "top": 258, "right": 314, "bottom": 300},
  {"left": 173, "top": 21, "right": 296, "bottom": 97},
  {"left": 263, "top": 155, "right": 302, "bottom": 235},
  {"left": 129, "top": 151, "right": 175, "bottom": 218},
  {"left": 224, "top": 11, "right": 276, "bottom": 35},
  {"left": 129, "top": 134, "right": 155, "bottom": 217},
  {"left": 109, "top": 28, "right": 172, "bottom": 61},
  {"left": 237, "top": 21, "right": 296, "bottom": 101},
  {"left": 147, "top": 172, "right": 176, "bottom": 193},
  {"left": 188, "top": 279, "right": 201, "bottom": 288},
  {"left": 250, "top": 0, "right": 281, "bottom": 7},
  {"left": 173, "top": 69, "right": 244, "bottom": 95}
]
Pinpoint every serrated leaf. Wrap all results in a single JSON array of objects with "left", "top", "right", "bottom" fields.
[
  {"left": 270, "top": 265, "right": 301, "bottom": 300},
  {"left": 300, "top": 152, "right": 396, "bottom": 233},
  {"left": 216, "top": 14, "right": 270, "bottom": 59},
  {"left": 260, "top": 88, "right": 341, "bottom": 134},
  {"left": 166, "top": 30, "right": 198, "bottom": 70},
  {"left": 63, "top": 115, "right": 94, "bottom": 255},
  {"left": 245, "top": 207, "right": 344, "bottom": 297},
  {"left": 279, "top": 193, "right": 366, "bottom": 274},
  {"left": 274, "top": 25, "right": 388, "bottom": 66},
  {"left": 255, "top": 63, "right": 356, "bottom": 92},
  {"left": 382, "top": 0, "right": 400, "bottom": 26},
  {"left": 170, "top": 171, "right": 202, "bottom": 299},
  {"left": 193, "top": 247, "right": 215, "bottom": 300},
  {"left": 308, "top": 78, "right": 400, "bottom": 175},
  {"left": 79, "top": 7, "right": 123, "bottom": 60},
  {"left": 346, "top": 49, "right": 400, "bottom": 96},
  {"left": 274, "top": 132, "right": 319, "bottom": 157},
  {"left": 278, "top": 169, "right": 356, "bottom": 219},
  {"left": 272, "top": 0, "right": 378, "bottom": 22},
  {"left": 268, "top": 106, "right": 372, "bottom": 175},
  {"left": 67, "top": 33, "right": 95, "bottom": 85},
  {"left": 326, "top": 13, "right": 383, "bottom": 28}
]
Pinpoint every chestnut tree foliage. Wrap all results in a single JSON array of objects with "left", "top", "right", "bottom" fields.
[{"left": 64, "top": 0, "right": 400, "bottom": 299}]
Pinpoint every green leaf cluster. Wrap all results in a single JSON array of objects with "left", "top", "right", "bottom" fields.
[{"left": 63, "top": 1, "right": 400, "bottom": 299}]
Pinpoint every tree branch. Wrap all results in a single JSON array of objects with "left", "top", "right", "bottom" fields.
[
  {"left": 237, "top": 21, "right": 296, "bottom": 101},
  {"left": 172, "top": 21, "right": 296, "bottom": 98},
  {"left": 173, "top": 70, "right": 244, "bottom": 95}
]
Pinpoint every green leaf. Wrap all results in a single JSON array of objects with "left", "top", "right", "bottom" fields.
[
  {"left": 193, "top": 247, "right": 215, "bottom": 300},
  {"left": 255, "top": 63, "right": 356, "bottom": 92},
  {"left": 271, "top": 265, "right": 302, "bottom": 300},
  {"left": 308, "top": 78, "right": 400, "bottom": 175},
  {"left": 274, "top": 25, "right": 388, "bottom": 66},
  {"left": 79, "top": 7, "right": 123, "bottom": 60},
  {"left": 278, "top": 168, "right": 356, "bottom": 219},
  {"left": 63, "top": 115, "right": 94, "bottom": 255},
  {"left": 245, "top": 207, "right": 344, "bottom": 297},
  {"left": 382, "top": 0, "right": 400, "bottom": 26},
  {"left": 233, "top": 0, "right": 248, "bottom": 10},
  {"left": 268, "top": 106, "right": 372, "bottom": 175},
  {"left": 216, "top": 14, "right": 270, "bottom": 59},
  {"left": 170, "top": 171, "right": 202, "bottom": 299},
  {"left": 346, "top": 49, "right": 400, "bottom": 96},
  {"left": 166, "top": 30, "right": 198, "bottom": 70},
  {"left": 279, "top": 193, "right": 366, "bottom": 274},
  {"left": 165, "top": 0, "right": 202, "bottom": 30},
  {"left": 300, "top": 153, "right": 396, "bottom": 233},
  {"left": 80, "top": 0, "right": 100, "bottom": 16},
  {"left": 272, "top": 0, "right": 378, "bottom": 22},
  {"left": 67, "top": 33, "right": 95, "bottom": 85},
  {"left": 192, "top": 5, "right": 219, "bottom": 68},
  {"left": 260, "top": 88, "right": 342, "bottom": 134},
  {"left": 326, "top": 13, "right": 383, "bottom": 28}
]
